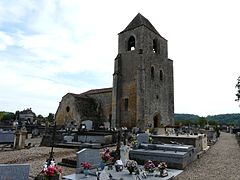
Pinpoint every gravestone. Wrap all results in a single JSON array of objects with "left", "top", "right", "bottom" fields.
[
  {"left": 14, "top": 128, "right": 27, "bottom": 149},
  {"left": 120, "top": 145, "right": 131, "bottom": 165},
  {"left": 76, "top": 148, "right": 101, "bottom": 173},
  {"left": 64, "top": 135, "right": 74, "bottom": 143},
  {"left": 78, "top": 134, "right": 112, "bottom": 144},
  {"left": 137, "top": 133, "right": 149, "bottom": 145},
  {"left": 0, "top": 164, "right": 30, "bottom": 180},
  {"left": 103, "top": 122, "right": 110, "bottom": 129},
  {"left": 81, "top": 120, "right": 93, "bottom": 130},
  {"left": 32, "top": 128, "right": 39, "bottom": 138},
  {"left": 132, "top": 127, "right": 139, "bottom": 134},
  {"left": 0, "top": 131, "right": 14, "bottom": 144}
]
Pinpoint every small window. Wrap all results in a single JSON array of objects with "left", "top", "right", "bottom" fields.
[
  {"left": 124, "top": 98, "right": 129, "bottom": 111},
  {"left": 160, "top": 70, "right": 163, "bottom": 81},
  {"left": 153, "top": 115, "right": 159, "bottom": 128},
  {"left": 153, "top": 39, "right": 158, "bottom": 53},
  {"left": 127, "top": 36, "right": 135, "bottom": 51},
  {"left": 66, "top": 106, "right": 70, "bottom": 112},
  {"left": 151, "top": 66, "right": 155, "bottom": 80}
]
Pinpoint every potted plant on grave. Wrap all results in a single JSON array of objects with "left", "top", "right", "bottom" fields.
[
  {"left": 158, "top": 162, "right": 168, "bottom": 177},
  {"left": 131, "top": 139, "right": 138, "bottom": 149},
  {"left": 36, "top": 159, "right": 62, "bottom": 180},
  {"left": 100, "top": 148, "right": 113, "bottom": 170},
  {"left": 81, "top": 162, "right": 92, "bottom": 177},
  {"left": 144, "top": 160, "right": 156, "bottom": 173},
  {"left": 125, "top": 160, "right": 138, "bottom": 174}
]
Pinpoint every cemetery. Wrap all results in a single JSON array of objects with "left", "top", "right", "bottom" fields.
[
  {"left": 0, "top": 121, "right": 221, "bottom": 180},
  {"left": 0, "top": 115, "right": 238, "bottom": 180},
  {"left": 0, "top": 12, "right": 239, "bottom": 180}
]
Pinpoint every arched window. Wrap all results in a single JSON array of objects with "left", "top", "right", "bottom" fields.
[
  {"left": 153, "top": 115, "right": 159, "bottom": 128},
  {"left": 151, "top": 66, "right": 155, "bottom": 80},
  {"left": 153, "top": 39, "right": 158, "bottom": 53},
  {"left": 160, "top": 70, "right": 163, "bottom": 81},
  {"left": 66, "top": 106, "right": 70, "bottom": 112},
  {"left": 124, "top": 98, "right": 129, "bottom": 111},
  {"left": 127, "top": 36, "right": 135, "bottom": 51}
]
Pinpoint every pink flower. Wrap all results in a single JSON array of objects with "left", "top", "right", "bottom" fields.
[
  {"left": 100, "top": 148, "right": 113, "bottom": 163},
  {"left": 144, "top": 160, "right": 156, "bottom": 172}
]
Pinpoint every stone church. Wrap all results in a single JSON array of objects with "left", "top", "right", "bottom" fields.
[{"left": 55, "top": 13, "right": 174, "bottom": 130}]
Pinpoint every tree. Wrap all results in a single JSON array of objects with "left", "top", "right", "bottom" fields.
[
  {"left": 236, "top": 76, "right": 240, "bottom": 102},
  {"left": 208, "top": 120, "right": 218, "bottom": 126},
  {"left": 46, "top": 113, "right": 54, "bottom": 122},
  {"left": 2, "top": 112, "right": 15, "bottom": 121},
  {"left": 37, "top": 114, "right": 44, "bottom": 119},
  {"left": 197, "top": 117, "right": 207, "bottom": 127}
]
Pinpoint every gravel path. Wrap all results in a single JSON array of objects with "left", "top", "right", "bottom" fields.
[
  {"left": 0, "top": 138, "right": 76, "bottom": 179},
  {"left": 175, "top": 132, "right": 240, "bottom": 180}
]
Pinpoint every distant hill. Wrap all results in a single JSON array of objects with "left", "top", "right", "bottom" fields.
[
  {"left": 206, "top": 114, "right": 240, "bottom": 125},
  {"left": 174, "top": 113, "right": 240, "bottom": 125},
  {"left": 174, "top": 114, "right": 200, "bottom": 121}
]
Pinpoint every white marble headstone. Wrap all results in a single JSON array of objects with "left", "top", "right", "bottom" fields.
[{"left": 120, "top": 145, "right": 131, "bottom": 165}]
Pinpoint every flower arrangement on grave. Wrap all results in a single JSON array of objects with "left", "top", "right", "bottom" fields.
[
  {"left": 81, "top": 162, "right": 92, "bottom": 170},
  {"left": 125, "top": 160, "right": 138, "bottom": 174},
  {"left": 158, "top": 162, "right": 168, "bottom": 177},
  {"left": 131, "top": 138, "right": 138, "bottom": 149},
  {"left": 81, "top": 162, "right": 92, "bottom": 177},
  {"left": 37, "top": 159, "right": 62, "bottom": 179},
  {"left": 100, "top": 148, "right": 113, "bottom": 164},
  {"left": 144, "top": 160, "right": 156, "bottom": 173}
]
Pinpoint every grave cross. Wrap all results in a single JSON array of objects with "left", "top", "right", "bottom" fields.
[{"left": 46, "top": 121, "right": 56, "bottom": 166}]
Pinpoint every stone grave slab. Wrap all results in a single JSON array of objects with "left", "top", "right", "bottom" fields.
[
  {"left": 140, "top": 143, "right": 195, "bottom": 152},
  {"left": 76, "top": 148, "right": 101, "bottom": 173},
  {"left": 63, "top": 167, "right": 183, "bottom": 180},
  {"left": 129, "top": 148, "right": 195, "bottom": 169},
  {"left": 151, "top": 134, "right": 205, "bottom": 153},
  {"left": 0, "top": 164, "right": 30, "bottom": 180}
]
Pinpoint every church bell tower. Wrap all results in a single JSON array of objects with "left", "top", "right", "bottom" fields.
[{"left": 111, "top": 13, "right": 174, "bottom": 130}]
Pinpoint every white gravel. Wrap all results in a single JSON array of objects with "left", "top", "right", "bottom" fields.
[{"left": 175, "top": 132, "right": 240, "bottom": 180}]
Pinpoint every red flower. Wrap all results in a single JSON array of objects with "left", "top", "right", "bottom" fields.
[
  {"left": 81, "top": 162, "right": 92, "bottom": 169},
  {"left": 40, "top": 161, "right": 62, "bottom": 177},
  {"left": 47, "top": 166, "right": 55, "bottom": 176}
]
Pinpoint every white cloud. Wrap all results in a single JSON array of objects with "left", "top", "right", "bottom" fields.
[
  {"left": 0, "top": 0, "right": 240, "bottom": 116},
  {"left": 0, "top": 31, "right": 14, "bottom": 50}
]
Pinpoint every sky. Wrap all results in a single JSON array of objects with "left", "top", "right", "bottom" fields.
[{"left": 0, "top": 0, "right": 240, "bottom": 117}]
